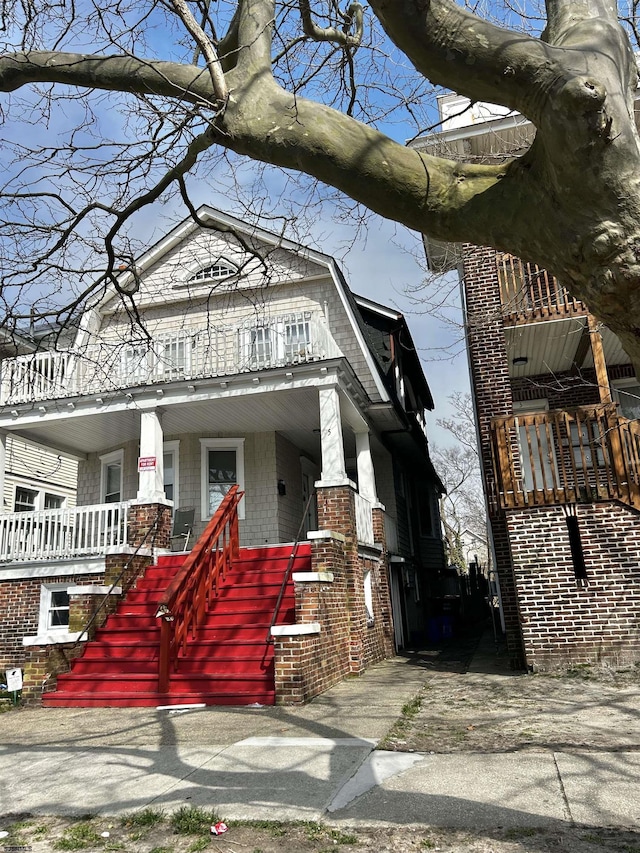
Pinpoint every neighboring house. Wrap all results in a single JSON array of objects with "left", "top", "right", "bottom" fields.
[
  {"left": 0, "top": 207, "right": 445, "bottom": 705},
  {"left": 413, "top": 96, "right": 640, "bottom": 670}
]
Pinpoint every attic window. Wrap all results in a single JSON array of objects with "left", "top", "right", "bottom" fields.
[{"left": 181, "top": 260, "right": 239, "bottom": 287}]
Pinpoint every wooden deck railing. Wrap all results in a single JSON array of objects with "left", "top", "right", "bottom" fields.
[
  {"left": 156, "top": 485, "right": 243, "bottom": 693},
  {"left": 496, "top": 254, "right": 586, "bottom": 321},
  {"left": 491, "top": 405, "right": 640, "bottom": 510},
  {"left": 0, "top": 502, "right": 129, "bottom": 563}
]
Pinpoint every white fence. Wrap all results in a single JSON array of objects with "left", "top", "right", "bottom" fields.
[
  {"left": 0, "top": 502, "right": 129, "bottom": 562},
  {"left": 0, "top": 312, "right": 342, "bottom": 404}
]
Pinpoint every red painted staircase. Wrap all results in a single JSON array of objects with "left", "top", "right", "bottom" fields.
[{"left": 43, "top": 543, "right": 311, "bottom": 708}]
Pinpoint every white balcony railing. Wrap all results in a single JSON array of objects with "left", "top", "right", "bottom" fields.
[
  {"left": 0, "top": 502, "right": 129, "bottom": 563},
  {"left": 0, "top": 311, "right": 342, "bottom": 404},
  {"left": 354, "top": 493, "right": 374, "bottom": 547}
]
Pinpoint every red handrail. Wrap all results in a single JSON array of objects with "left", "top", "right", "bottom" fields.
[{"left": 156, "top": 485, "right": 243, "bottom": 693}]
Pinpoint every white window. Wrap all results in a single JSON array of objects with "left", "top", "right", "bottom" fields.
[
  {"left": 182, "top": 260, "right": 239, "bottom": 286},
  {"left": 38, "top": 584, "right": 70, "bottom": 632},
  {"left": 244, "top": 326, "right": 272, "bottom": 369},
  {"left": 14, "top": 487, "right": 65, "bottom": 512},
  {"left": 200, "top": 438, "right": 245, "bottom": 521},
  {"left": 161, "top": 338, "right": 190, "bottom": 379},
  {"left": 364, "top": 569, "right": 374, "bottom": 626},
  {"left": 283, "top": 318, "right": 311, "bottom": 361},
  {"left": 14, "top": 487, "right": 37, "bottom": 512},
  {"left": 242, "top": 314, "right": 313, "bottom": 370},
  {"left": 100, "top": 450, "right": 124, "bottom": 504},
  {"left": 163, "top": 440, "right": 180, "bottom": 507},
  {"left": 121, "top": 342, "right": 151, "bottom": 384}
]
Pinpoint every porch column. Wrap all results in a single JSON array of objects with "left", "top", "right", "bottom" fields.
[
  {"left": 136, "top": 410, "right": 166, "bottom": 502},
  {"left": 588, "top": 315, "right": 612, "bottom": 404},
  {"left": 355, "top": 430, "right": 377, "bottom": 502},
  {"left": 0, "top": 430, "right": 6, "bottom": 512},
  {"left": 318, "top": 386, "right": 349, "bottom": 485}
]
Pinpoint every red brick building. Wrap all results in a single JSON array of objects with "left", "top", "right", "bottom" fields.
[{"left": 414, "top": 97, "right": 640, "bottom": 670}]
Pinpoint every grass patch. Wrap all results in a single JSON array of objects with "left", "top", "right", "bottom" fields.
[
  {"left": 169, "top": 806, "right": 220, "bottom": 836},
  {"left": 53, "top": 822, "right": 103, "bottom": 850},
  {"left": 187, "top": 839, "right": 208, "bottom": 852},
  {"left": 233, "top": 819, "right": 289, "bottom": 837},
  {"left": 401, "top": 693, "right": 424, "bottom": 719},
  {"left": 378, "top": 690, "right": 425, "bottom": 747},
  {"left": 304, "top": 823, "right": 357, "bottom": 844},
  {"left": 120, "top": 808, "right": 165, "bottom": 829}
]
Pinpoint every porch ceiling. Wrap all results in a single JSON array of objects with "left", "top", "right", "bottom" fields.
[
  {"left": 505, "top": 318, "right": 631, "bottom": 380},
  {"left": 4, "top": 385, "right": 328, "bottom": 458}
]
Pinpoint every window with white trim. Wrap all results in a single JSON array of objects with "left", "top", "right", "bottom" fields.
[
  {"left": 163, "top": 440, "right": 180, "bottom": 507},
  {"left": 14, "top": 487, "right": 65, "bottom": 512},
  {"left": 100, "top": 450, "right": 124, "bottom": 504},
  {"left": 175, "top": 260, "right": 239, "bottom": 288},
  {"left": 200, "top": 438, "right": 245, "bottom": 521},
  {"left": 14, "top": 487, "right": 37, "bottom": 512},
  {"left": 364, "top": 569, "right": 374, "bottom": 626},
  {"left": 38, "top": 584, "right": 70, "bottom": 632},
  {"left": 244, "top": 325, "right": 272, "bottom": 369}
]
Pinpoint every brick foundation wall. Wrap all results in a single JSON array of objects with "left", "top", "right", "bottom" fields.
[
  {"left": 462, "top": 244, "right": 525, "bottom": 665},
  {"left": 273, "top": 485, "right": 395, "bottom": 704},
  {"left": 0, "top": 573, "right": 100, "bottom": 673},
  {"left": 23, "top": 642, "right": 86, "bottom": 701},
  {"left": 507, "top": 502, "right": 640, "bottom": 670}
]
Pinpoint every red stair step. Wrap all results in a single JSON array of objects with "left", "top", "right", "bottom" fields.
[{"left": 43, "top": 542, "right": 310, "bottom": 709}]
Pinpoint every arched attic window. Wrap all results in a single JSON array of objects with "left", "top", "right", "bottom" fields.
[{"left": 174, "top": 259, "right": 239, "bottom": 289}]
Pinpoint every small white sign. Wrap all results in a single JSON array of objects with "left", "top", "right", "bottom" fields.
[{"left": 6, "top": 668, "right": 22, "bottom": 692}]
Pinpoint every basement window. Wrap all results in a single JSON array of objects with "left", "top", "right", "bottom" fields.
[{"left": 38, "top": 584, "right": 70, "bottom": 632}]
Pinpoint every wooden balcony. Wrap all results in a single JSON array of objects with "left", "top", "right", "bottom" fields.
[
  {"left": 491, "top": 405, "right": 640, "bottom": 510},
  {"left": 497, "top": 254, "right": 587, "bottom": 324}
]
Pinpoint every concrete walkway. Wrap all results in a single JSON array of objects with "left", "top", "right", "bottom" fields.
[{"left": 1, "top": 642, "right": 639, "bottom": 829}]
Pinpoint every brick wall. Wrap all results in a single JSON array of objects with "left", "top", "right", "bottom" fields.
[
  {"left": 0, "top": 572, "right": 100, "bottom": 672},
  {"left": 462, "top": 244, "right": 525, "bottom": 665},
  {"left": 273, "top": 485, "right": 395, "bottom": 703},
  {"left": 507, "top": 502, "right": 640, "bottom": 669},
  {"left": 512, "top": 369, "right": 601, "bottom": 409}
]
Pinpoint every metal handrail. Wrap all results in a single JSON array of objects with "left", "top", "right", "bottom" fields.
[
  {"left": 266, "top": 490, "right": 315, "bottom": 643},
  {"left": 156, "top": 485, "right": 243, "bottom": 693}
]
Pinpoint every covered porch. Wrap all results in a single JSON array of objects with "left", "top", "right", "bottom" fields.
[{"left": 0, "top": 359, "right": 400, "bottom": 564}]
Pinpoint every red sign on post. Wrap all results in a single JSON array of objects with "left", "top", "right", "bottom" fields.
[{"left": 138, "top": 456, "right": 157, "bottom": 472}]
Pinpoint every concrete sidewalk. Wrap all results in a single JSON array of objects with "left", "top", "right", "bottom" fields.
[{"left": 1, "top": 646, "right": 639, "bottom": 830}]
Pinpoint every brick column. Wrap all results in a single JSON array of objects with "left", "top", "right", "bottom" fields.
[
  {"left": 462, "top": 244, "right": 525, "bottom": 666},
  {"left": 127, "top": 502, "right": 172, "bottom": 549}
]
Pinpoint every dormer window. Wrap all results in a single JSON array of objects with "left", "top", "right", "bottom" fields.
[{"left": 187, "top": 260, "right": 238, "bottom": 284}]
